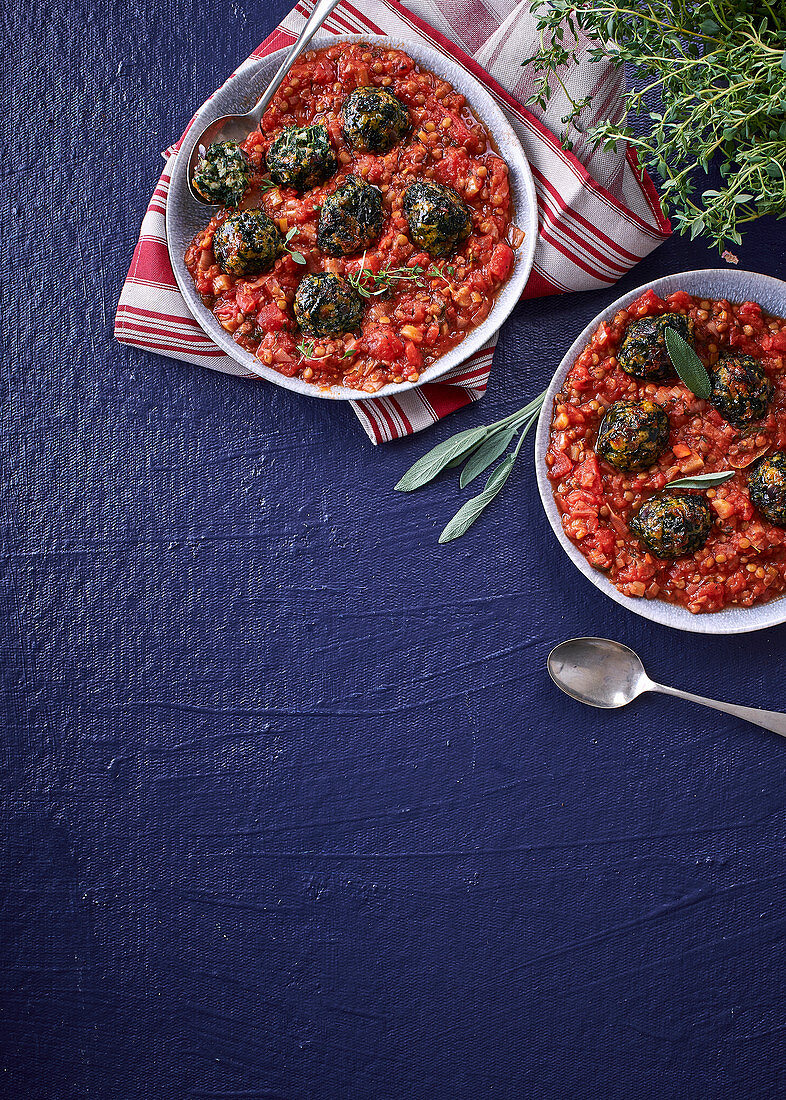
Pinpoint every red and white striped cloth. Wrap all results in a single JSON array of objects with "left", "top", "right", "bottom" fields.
[{"left": 115, "top": 0, "right": 670, "bottom": 443}]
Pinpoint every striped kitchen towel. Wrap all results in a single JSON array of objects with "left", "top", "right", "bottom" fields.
[{"left": 115, "top": 0, "right": 670, "bottom": 443}]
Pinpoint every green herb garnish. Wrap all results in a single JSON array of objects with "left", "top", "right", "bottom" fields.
[
  {"left": 395, "top": 391, "right": 546, "bottom": 542},
  {"left": 459, "top": 425, "right": 519, "bottom": 488},
  {"left": 296, "top": 339, "right": 316, "bottom": 359},
  {"left": 525, "top": 0, "right": 786, "bottom": 254},
  {"left": 665, "top": 470, "right": 735, "bottom": 490},
  {"left": 665, "top": 328, "right": 712, "bottom": 400},
  {"left": 349, "top": 252, "right": 455, "bottom": 299},
  {"left": 439, "top": 455, "right": 517, "bottom": 543},
  {"left": 283, "top": 226, "right": 306, "bottom": 265},
  {"left": 394, "top": 425, "right": 491, "bottom": 492}
]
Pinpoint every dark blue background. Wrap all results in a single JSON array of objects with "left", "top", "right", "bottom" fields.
[{"left": 5, "top": 1, "right": 786, "bottom": 1096}]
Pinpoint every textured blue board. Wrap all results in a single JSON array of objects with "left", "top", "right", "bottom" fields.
[{"left": 4, "top": 0, "right": 786, "bottom": 1096}]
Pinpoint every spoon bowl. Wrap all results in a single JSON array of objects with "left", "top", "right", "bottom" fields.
[
  {"left": 548, "top": 637, "right": 650, "bottom": 709},
  {"left": 187, "top": 117, "right": 261, "bottom": 204}
]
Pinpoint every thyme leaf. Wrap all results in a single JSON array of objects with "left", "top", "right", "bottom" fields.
[
  {"left": 282, "top": 226, "right": 307, "bottom": 265},
  {"left": 348, "top": 252, "right": 456, "bottom": 298},
  {"left": 296, "top": 339, "right": 316, "bottom": 360}
]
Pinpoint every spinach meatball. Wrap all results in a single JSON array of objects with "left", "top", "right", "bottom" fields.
[
  {"left": 267, "top": 124, "right": 337, "bottom": 192},
  {"left": 403, "top": 181, "right": 471, "bottom": 258},
  {"left": 318, "top": 176, "right": 385, "bottom": 256},
  {"left": 192, "top": 141, "right": 252, "bottom": 208},
  {"left": 294, "top": 273, "right": 364, "bottom": 337},
  {"left": 710, "top": 354, "right": 773, "bottom": 427},
  {"left": 596, "top": 400, "right": 670, "bottom": 471},
  {"left": 748, "top": 451, "right": 786, "bottom": 527},
  {"left": 341, "top": 86, "right": 410, "bottom": 153},
  {"left": 618, "top": 313, "right": 693, "bottom": 382},
  {"left": 629, "top": 493, "right": 713, "bottom": 559},
  {"left": 213, "top": 210, "right": 282, "bottom": 276}
]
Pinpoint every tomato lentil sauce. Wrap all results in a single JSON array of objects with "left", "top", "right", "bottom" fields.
[
  {"left": 546, "top": 289, "right": 786, "bottom": 614},
  {"left": 185, "top": 42, "right": 519, "bottom": 393}
]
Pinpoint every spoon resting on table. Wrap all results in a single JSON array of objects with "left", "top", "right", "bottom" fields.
[
  {"left": 548, "top": 637, "right": 786, "bottom": 738},
  {"left": 187, "top": 0, "right": 343, "bottom": 205}
]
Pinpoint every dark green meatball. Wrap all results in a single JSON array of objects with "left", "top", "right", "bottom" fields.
[
  {"left": 318, "top": 176, "right": 385, "bottom": 256},
  {"left": 192, "top": 141, "right": 252, "bottom": 207},
  {"left": 629, "top": 492, "right": 713, "bottom": 559},
  {"left": 403, "top": 181, "right": 471, "bottom": 258},
  {"left": 341, "top": 86, "right": 410, "bottom": 153},
  {"left": 294, "top": 273, "right": 364, "bottom": 337},
  {"left": 596, "top": 400, "right": 670, "bottom": 471},
  {"left": 710, "top": 354, "right": 773, "bottom": 427},
  {"left": 748, "top": 451, "right": 786, "bottom": 526},
  {"left": 213, "top": 210, "right": 282, "bottom": 276},
  {"left": 267, "top": 124, "right": 337, "bottom": 191},
  {"left": 618, "top": 313, "right": 693, "bottom": 382}
]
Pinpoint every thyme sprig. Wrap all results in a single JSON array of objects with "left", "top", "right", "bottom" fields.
[
  {"left": 349, "top": 253, "right": 456, "bottom": 299},
  {"left": 524, "top": 0, "right": 786, "bottom": 252},
  {"left": 395, "top": 391, "right": 546, "bottom": 542}
]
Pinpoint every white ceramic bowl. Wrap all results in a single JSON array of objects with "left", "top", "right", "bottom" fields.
[
  {"left": 534, "top": 269, "right": 786, "bottom": 634},
  {"left": 166, "top": 33, "right": 538, "bottom": 402}
]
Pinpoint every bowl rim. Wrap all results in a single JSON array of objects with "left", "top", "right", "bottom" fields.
[
  {"left": 534, "top": 267, "right": 786, "bottom": 635},
  {"left": 165, "top": 31, "right": 538, "bottom": 402}
]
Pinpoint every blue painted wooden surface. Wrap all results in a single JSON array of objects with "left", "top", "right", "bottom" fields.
[{"left": 5, "top": 1, "right": 786, "bottom": 1096}]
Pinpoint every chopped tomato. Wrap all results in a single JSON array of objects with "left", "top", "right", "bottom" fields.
[
  {"left": 488, "top": 243, "right": 514, "bottom": 283},
  {"left": 404, "top": 341, "right": 423, "bottom": 369},
  {"left": 255, "top": 304, "right": 289, "bottom": 332},
  {"left": 363, "top": 326, "right": 405, "bottom": 363}
]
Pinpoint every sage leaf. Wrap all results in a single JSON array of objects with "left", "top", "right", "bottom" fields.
[
  {"left": 438, "top": 455, "right": 515, "bottom": 543},
  {"left": 459, "top": 425, "right": 518, "bottom": 487},
  {"left": 665, "top": 470, "right": 735, "bottom": 490},
  {"left": 665, "top": 328, "right": 712, "bottom": 400},
  {"left": 445, "top": 437, "right": 486, "bottom": 469},
  {"left": 395, "top": 426, "right": 489, "bottom": 492}
]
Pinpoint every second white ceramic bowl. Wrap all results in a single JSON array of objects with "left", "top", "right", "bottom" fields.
[{"left": 534, "top": 269, "right": 786, "bottom": 634}]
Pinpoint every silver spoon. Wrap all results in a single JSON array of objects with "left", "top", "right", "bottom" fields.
[
  {"left": 187, "top": 0, "right": 343, "bottom": 205},
  {"left": 548, "top": 636, "right": 786, "bottom": 738}
]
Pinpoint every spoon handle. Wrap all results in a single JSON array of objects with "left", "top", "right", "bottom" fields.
[
  {"left": 651, "top": 681, "right": 786, "bottom": 738},
  {"left": 250, "top": 0, "right": 344, "bottom": 122}
]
